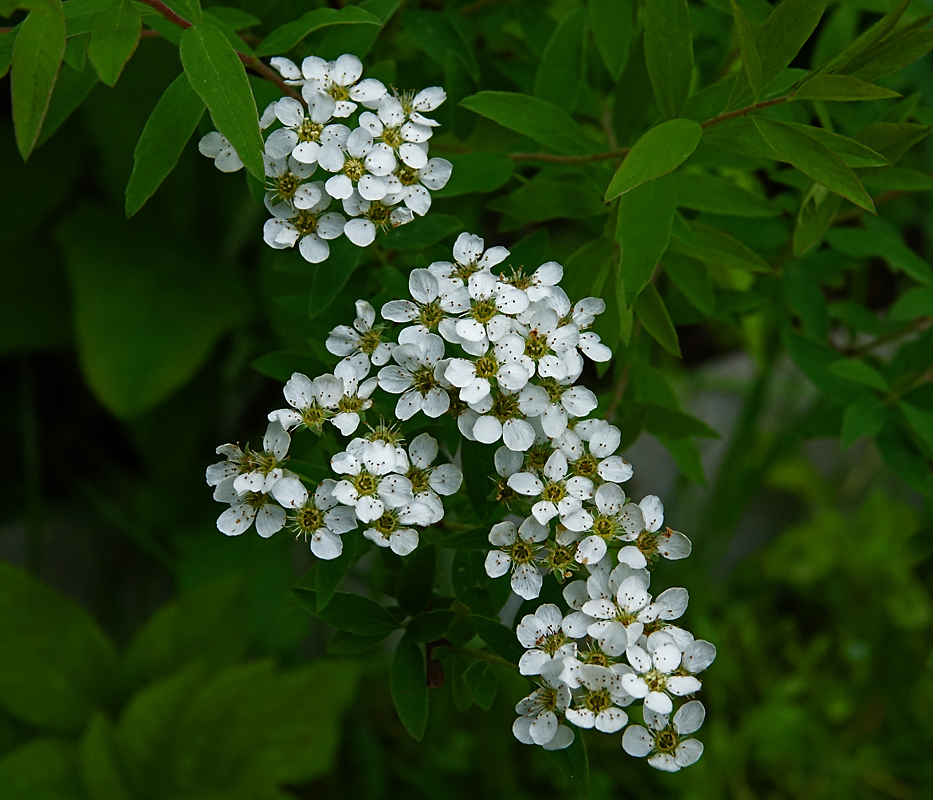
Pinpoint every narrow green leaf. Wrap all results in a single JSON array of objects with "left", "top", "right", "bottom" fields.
[
  {"left": 391, "top": 635, "right": 428, "bottom": 741},
  {"left": 10, "top": 2, "right": 65, "bottom": 159},
  {"left": 644, "top": 0, "right": 693, "bottom": 119},
  {"left": 861, "top": 166, "right": 933, "bottom": 194},
  {"left": 434, "top": 152, "right": 513, "bottom": 198},
  {"left": 889, "top": 286, "right": 933, "bottom": 321},
  {"left": 841, "top": 396, "right": 885, "bottom": 448},
  {"left": 314, "top": 530, "right": 360, "bottom": 612},
  {"left": 164, "top": 0, "right": 201, "bottom": 24},
  {"left": 488, "top": 177, "right": 607, "bottom": 225},
  {"left": 669, "top": 221, "right": 769, "bottom": 273},
  {"left": 665, "top": 252, "right": 715, "bottom": 316},
  {"left": 588, "top": 0, "right": 635, "bottom": 80},
  {"left": 0, "top": 24, "right": 18, "bottom": 78},
  {"left": 616, "top": 174, "right": 675, "bottom": 307},
  {"left": 64, "top": 0, "right": 114, "bottom": 37},
  {"left": 730, "top": 0, "right": 761, "bottom": 100},
  {"left": 205, "top": 6, "right": 261, "bottom": 31},
  {"left": 827, "top": 359, "right": 889, "bottom": 391},
  {"left": 641, "top": 403, "right": 720, "bottom": 439},
  {"left": 87, "top": 0, "right": 140, "bottom": 87},
  {"left": 80, "top": 714, "right": 132, "bottom": 800},
  {"left": 126, "top": 72, "right": 205, "bottom": 218},
  {"left": 793, "top": 182, "right": 842, "bottom": 257},
  {"left": 752, "top": 117, "right": 874, "bottom": 212},
  {"left": 824, "top": 0, "right": 908, "bottom": 75},
  {"left": 899, "top": 402, "right": 933, "bottom": 453},
  {"left": 851, "top": 29, "right": 933, "bottom": 83},
  {"left": 460, "top": 91, "right": 591, "bottom": 156},
  {"left": 396, "top": 545, "right": 436, "bottom": 617},
  {"left": 826, "top": 227, "right": 933, "bottom": 286},
  {"left": 534, "top": 7, "right": 585, "bottom": 108},
  {"left": 672, "top": 171, "right": 778, "bottom": 217},
  {"left": 549, "top": 731, "right": 589, "bottom": 794},
  {"left": 463, "top": 661, "right": 497, "bottom": 712},
  {"left": 605, "top": 118, "right": 702, "bottom": 201},
  {"left": 467, "top": 615, "right": 523, "bottom": 663},
  {"left": 793, "top": 74, "right": 900, "bottom": 102},
  {"left": 379, "top": 214, "right": 462, "bottom": 251},
  {"left": 254, "top": 6, "right": 380, "bottom": 57},
  {"left": 786, "top": 123, "right": 889, "bottom": 169},
  {"left": 755, "top": 0, "right": 826, "bottom": 88},
  {"left": 180, "top": 23, "right": 264, "bottom": 179},
  {"left": 854, "top": 122, "right": 930, "bottom": 163},
  {"left": 634, "top": 283, "right": 681, "bottom": 357},
  {"left": 294, "top": 590, "right": 400, "bottom": 636}
]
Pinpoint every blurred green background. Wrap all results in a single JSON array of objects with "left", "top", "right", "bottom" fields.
[{"left": 2, "top": 0, "right": 933, "bottom": 797}]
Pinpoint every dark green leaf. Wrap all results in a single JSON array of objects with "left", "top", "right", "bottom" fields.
[
  {"left": 826, "top": 227, "right": 933, "bottom": 285},
  {"left": 437, "top": 527, "right": 491, "bottom": 550},
  {"left": 0, "top": 24, "right": 17, "bottom": 78},
  {"left": 588, "top": 0, "right": 635, "bottom": 80},
  {"left": 205, "top": 6, "right": 261, "bottom": 31},
  {"left": 854, "top": 122, "right": 931, "bottom": 163},
  {"left": 488, "top": 177, "right": 607, "bottom": 225},
  {"left": 669, "top": 221, "right": 769, "bottom": 274},
  {"left": 326, "top": 630, "right": 390, "bottom": 654},
  {"left": 396, "top": 545, "right": 436, "bottom": 617},
  {"left": 0, "top": 739, "right": 83, "bottom": 800},
  {"left": 827, "top": 359, "right": 889, "bottom": 391},
  {"left": 87, "top": 0, "right": 139, "bottom": 86},
  {"left": 644, "top": 0, "right": 693, "bottom": 119},
  {"left": 755, "top": 0, "right": 825, "bottom": 89},
  {"left": 672, "top": 171, "right": 778, "bottom": 217},
  {"left": 899, "top": 402, "right": 933, "bottom": 452},
  {"left": 11, "top": 1, "right": 65, "bottom": 159},
  {"left": 876, "top": 425, "right": 930, "bottom": 492},
  {"left": 294, "top": 589, "right": 400, "bottom": 636},
  {"left": 404, "top": 9, "right": 479, "bottom": 81},
  {"left": 460, "top": 91, "right": 591, "bottom": 155},
  {"left": 80, "top": 714, "right": 131, "bottom": 800},
  {"left": 315, "top": 0, "right": 399, "bottom": 61},
  {"left": 303, "top": 237, "right": 363, "bottom": 317},
  {"left": 164, "top": 0, "right": 201, "bottom": 24},
  {"left": 783, "top": 330, "right": 861, "bottom": 402},
  {"left": 783, "top": 263, "right": 828, "bottom": 340},
  {"left": 549, "top": 730, "right": 589, "bottom": 794},
  {"left": 125, "top": 72, "right": 205, "bottom": 218},
  {"left": 254, "top": 6, "right": 380, "bottom": 57},
  {"left": 634, "top": 283, "right": 681, "bottom": 356},
  {"left": 315, "top": 530, "right": 360, "bottom": 612},
  {"left": 793, "top": 74, "right": 900, "bottom": 102},
  {"left": 889, "top": 286, "right": 933, "bottom": 321},
  {"left": 380, "top": 214, "right": 463, "bottom": 251},
  {"left": 617, "top": 173, "right": 675, "bottom": 307},
  {"left": 407, "top": 609, "right": 455, "bottom": 643},
  {"left": 534, "top": 7, "right": 585, "bottom": 108},
  {"left": 824, "top": 0, "right": 908, "bottom": 75},
  {"left": 0, "top": 562, "right": 116, "bottom": 732},
  {"left": 64, "top": 0, "right": 113, "bottom": 37},
  {"left": 180, "top": 23, "right": 264, "bottom": 179},
  {"left": 640, "top": 403, "right": 719, "bottom": 439},
  {"left": 731, "top": 0, "right": 761, "bottom": 100},
  {"left": 793, "top": 182, "right": 843, "bottom": 257},
  {"left": 605, "top": 118, "right": 703, "bottom": 201},
  {"left": 784, "top": 122, "right": 890, "bottom": 168},
  {"left": 434, "top": 152, "right": 513, "bottom": 198},
  {"left": 463, "top": 661, "right": 498, "bottom": 712},
  {"left": 35, "top": 59, "right": 98, "bottom": 148},
  {"left": 752, "top": 117, "right": 875, "bottom": 212},
  {"left": 665, "top": 252, "right": 715, "bottom": 316},
  {"left": 467, "top": 615, "right": 523, "bottom": 663},
  {"left": 851, "top": 29, "right": 933, "bottom": 83},
  {"left": 391, "top": 635, "right": 428, "bottom": 741},
  {"left": 841, "top": 396, "right": 885, "bottom": 448},
  {"left": 861, "top": 166, "right": 933, "bottom": 193}
]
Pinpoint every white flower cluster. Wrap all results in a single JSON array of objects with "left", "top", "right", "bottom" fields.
[
  {"left": 204, "top": 229, "right": 712, "bottom": 770},
  {"left": 198, "top": 53, "right": 451, "bottom": 263}
]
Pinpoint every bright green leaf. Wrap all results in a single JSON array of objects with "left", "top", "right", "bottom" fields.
[
  {"left": 673, "top": 171, "right": 778, "bottom": 217},
  {"left": 851, "top": 29, "right": 933, "bottom": 83},
  {"left": 644, "top": 0, "right": 693, "bottom": 119},
  {"left": 180, "top": 23, "right": 264, "bottom": 179},
  {"left": 752, "top": 117, "right": 875, "bottom": 212},
  {"left": 755, "top": 0, "right": 826, "bottom": 88},
  {"left": 605, "top": 118, "right": 703, "bottom": 201},
  {"left": 588, "top": 0, "right": 635, "bottom": 80},
  {"left": 125, "top": 72, "right": 205, "bottom": 218},
  {"left": 10, "top": 1, "right": 65, "bottom": 159},
  {"left": 793, "top": 74, "right": 900, "bottom": 102},
  {"left": 616, "top": 174, "right": 675, "bottom": 307},
  {"left": 827, "top": 359, "right": 889, "bottom": 391},
  {"left": 824, "top": 0, "right": 908, "bottom": 75},
  {"left": 634, "top": 283, "right": 681, "bottom": 357},
  {"left": 391, "top": 635, "right": 428, "bottom": 741},
  {"left": 87, "top": 0, "right": 140, "bottom": 86},
  {"left": 534, "top": 7, "right": 585, "bottom": 108},
  {"left": 254, "top": 6, "right": 380, "bottom": 57}
]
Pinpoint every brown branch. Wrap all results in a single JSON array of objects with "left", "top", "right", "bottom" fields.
[
  {"left": 508, "top": 94, "right": 792, "bottom": 164},
  {"left": 136, "top": 0, "right": 304, "bottom": 105}
]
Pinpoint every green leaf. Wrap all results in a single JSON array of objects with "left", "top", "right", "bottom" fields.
[
  {"left": 534, "top": 7, "right": 585, "bottom": 108},
  {"left": 488, "top": 177, "right": 607, "bottom": 225},
  {"left": 588, "top": 0, "right": 635, "bottom": 80},
  {"left": 787, "top": 123, "right": 889, "bottom": 169},
  {"left": 87, "top": 0, "right": 139, "bottom": 86},
  {"left": 641, "top": 403, "right": 719, "bottom": 439},
  {"left": 665, "top": 252, "right": 715, "bottom": 316},
  {"left": 827, "top": 359, "right": 889, "bottom": 391},
  {"left": 616, "top": 173, "right": 675, "bottom": 307},
  {"left": 80, "top": 714, "right": 131, "bottom": 800},
  {"left": 669, "top": 221, "right": 769, "bottom": 274},
  {"left": 460, "top": 91, "right": 591, "bottom": 155},
  {"left": 463, "top": 661, "right": 498, "bottom": 712},
  {"left": 644, "top": 0, "right": 693, "bottom": 119},
  {"left": 672, "top": 171, "right": 778, "bottom": 217},
  {"left": 793, "top": 74, "right": 900, "bottom": 102},
  {"left": 0, "top": 562, "right": 116, "bottom": 733},
  {"left": 314, "top": 530, "right": 360, "bottom": 612},
  {"left": 841, "top": 395, "right": 885, "bottom": 449},
  {"left": 326, "top": 630, "right": 389, "bottom": 654},
  {"left": 407, "top": 609, "right": 455, "bottom": 643},
  {"left": 10, "top": 2, "right": 65, "bottom": 159},
  {"left": 0, "top": 739, "right": 83, "bottom": 800},
  {"left": 180, "top": 23, "right": 264, "bottom": 179},
  {"left": 391, "top": 635, "right": 428, "bottom": 741},
  {"left": 605, "top": 118, "right": 703, "bottom": 201},
  {"left": 783, "top": 330, "right": 861, "bottom": 402},
  {"left": 851, "top": 28, "right": 933, "bottom": 83},
  {"left": 861, "top": 166, "right": 933, "bottom": 194},
  {"left": 254, "top": 6, "right": 380, "bottom": 57},
  {"left": 826, "top": 227, "right": 933, "bottom": 285},
  {"left": 752, "top": 117, "right": 875, "bottom": 213},
  {"left": 824, "top": 0, "right": 908, "bottom": 75},
  {"left": 549, "top": 730, "right": 589, "bottom": 794},
  {"left": 634, "top": 282, "right": 681, "bottom": 357},
  {"left": 404, "top": 9, "right": 479, "bottom": 81},
  {"left": 0, "top": 24, "right": 17, "bottom": 78},
  {"left": 793, "top": 182, "right": 843, "bottom": 257},
  {"left": 205, "top": 6, "right": 261, "bottom": 31},
  {"left": 890, "top": 286, "right": 933, "bottom": 321},
  {"left": 56, "top": 206, "right": 247, "bottom": 418},
  {"left": 434, "top": 152, "right": 513, "bottom": 198},
  {"left": 755, "top": 0, "right": 825, "bottom": 89},
  {"left": 854, "top": 122, "right": 931, "bottom": 163},
  {"left": 467, "top": 615, "right": 523, "bottom": 663},
  {"left": 125, "top": 72, "right": 205, "bottom": 218},
  {"left": 899, "top": 402, "right": 933, "bottom": 452},
  {"left": 396, "top": 545, "right": 436, "bottom": 617},
  {"left": 380, "top": 214, "right": 463, "bottom": 251},
  {"left": 164, "top": 0, "right": 201, "bottom": 24},
  {"left": 35, "top": 59, "right": 98, "bottom": 148},
  {"left": 731, "top": 0, "right": 761, "bottom": 100},
  {"left": 296, "top": 589, "right": 400, "bottom": 636},
  {"left": 64, "top": 0, "right": 114, "bottom": 37}
]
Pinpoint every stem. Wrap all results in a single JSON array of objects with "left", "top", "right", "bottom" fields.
[
  {"left": 136, "top": 0, "right": 305, "bottom": 105},
  {"left": 508, "top": 95, "right": 792, "bottom": 164},
  {"left": 842, "top": 317, "right": 931, "bottom": 357}
]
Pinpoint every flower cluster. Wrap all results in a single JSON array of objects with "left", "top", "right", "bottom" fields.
[
  {"left": 205, "top": 229, "right": 712, "bottom": 770},
  {"left": 198, "top": 53, "right": 451, "bottom": 263}
]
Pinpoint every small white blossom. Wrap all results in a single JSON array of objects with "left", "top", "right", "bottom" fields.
[
  {"left": 326, "top": 300, "right": 394, "bottom": 369},
  {"left": 198, "top": 131, "right": 243, "bottom": 172},
  {"left": 516, "top": 604, "right": 576, "bottom": 676},
  {"left": 622, "top": 701, "right": 706, "bottom": 771},
  {"left": 484, "top": 516, "right": 548, "bottom": 600},
  {"left": 289, "top": 479, "right": 358, "bottom": 559},
  {"left": 377, "top": 333, "right": 450, "bottom": 420}
]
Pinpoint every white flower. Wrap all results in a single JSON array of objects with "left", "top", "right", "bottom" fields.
[
  {"left": 508, "top": 450, "right": 594, "bottom": 530},
  {"left": 557, "top": 420, "right": 634, "bottom": 485},
  {"left": 318, "top": 127, "right": 396, "bottom": 201},
  {"left": 579, "top": 573, "right": 653, "bottom": 650},
  {"left": 449, "top": 271, "right": 529, "bottom": 353},
  {"left": 536, "top": 381, "right": 598, "bottom": 440},
  {"left": 262, "top": 152, "right": 320, "bottom": 211},
  {"left": 264, "top": 94, "right": 347, "bottom": 165},
  {"left": 400, "top": 86, "right": 446, "bottom": 127},
  {"left": 381, "top": 268, "right": 470, "bottom": 341},
  {"left": 262, "top": 185, "right": 345, "bottom": 264},
  {"left": 363, "top": 499, "right": 433, "bottom": 556},
  {"left": 484, "top": 517, "right": 548, "bottom": 600},
  {"left": 469, "top": 384, "right": 549, "bottom": 451},
  {"left": 619, "top": 495, "right": 693, "bottom": 566},
  {"left": 512, "top": 661, "right": 574, "bottom": 751},
  {"left": 268, "top": 372, "right": 343, "bottom": 433},
  {"left": 289, "top": 479, "right": 358, "bottom": 559},
  {"left": 428, "top": 232, "right": 509, "bottom": 288},
  {"left": 516, "top": 604, "right": 576, "bottom": 676},
  {"left": 444, "top": 335, "right": 532, "bottom": 405},
  {"left": 198, "top": 131, "right": 243, "bottom": 172},
  {"left": 564, "top": 665, "right": 631, "bottom": 733},
  {"left": 360, "top": 96, "right": 433, "bottom": 168},
  {"left": 342, "top": 194, "right": 413, "bottom": 246},
  {"left": 622, "top": 636, "right": 702, "bottom": 715},
  {"left": 331, "top": 447, "right": 414, "bottom": 523},
  {"left": 384, "top": 157, "right": 452, "bottom": 216},
  {"left": 331, "top": 359, "right": 379, "bottom": 436},
  {"left": 511, "top": 306, "right": 580, "bottom": 383},
  {"left": 377, "top": 333, "right": 450, "bottom": 420},
  {"left": 682, "top": 640, "right": 717, "bottom": 674},
  {"left": 214, "top": 482, "right": 288, "bottom": 538},
  {"left": 271, "top": 54, "right": 386, "bottom": 117},
  {"left": 622, "top": 701, "right": 706, "bottom": 771},
  {"left": 560, "top": 562, "right": 650, "bottom": 639},
  {"left": 574, "top": 483, "right": 645, "bottom": 565},
  {"left": 220, "top": 420, "right": 291, "bottom": 495},
  {"left": 326, "top": 300, "right": 394, "bottom": 369},
  {"left": 402, "top": 433, "right": 462, "bottom": 523}
]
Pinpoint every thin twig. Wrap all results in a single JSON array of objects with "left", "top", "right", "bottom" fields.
[{"left": 842, "top": 317, "right": 931, "bottom": 357}]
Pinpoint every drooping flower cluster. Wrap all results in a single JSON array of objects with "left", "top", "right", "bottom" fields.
[
  {"left": 198, "top": 53, "right": 451, "bottom": 263},
  {"left": 205, "top": 230, "right": 712, "bottom": 770}
]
